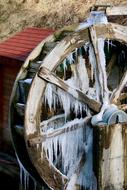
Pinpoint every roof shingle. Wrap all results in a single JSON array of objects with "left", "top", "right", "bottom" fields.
[{"left": 0, "top": 27, "right": 54, "bottom": 61}]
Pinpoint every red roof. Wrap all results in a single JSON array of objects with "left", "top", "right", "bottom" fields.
[{"left": 0, "top": 27, "right": 54, "bottom": 61}]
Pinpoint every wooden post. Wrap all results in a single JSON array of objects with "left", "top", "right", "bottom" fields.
[{"left": 93, "top": 123, "right": 127, "bottom": 189}]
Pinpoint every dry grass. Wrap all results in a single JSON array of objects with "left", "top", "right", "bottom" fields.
[{"left": 0, "top": 0, "right": 127, "bottom": 42}]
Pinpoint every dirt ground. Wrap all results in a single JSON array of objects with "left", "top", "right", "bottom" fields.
[{"left": 0, "top": 0, "right": 127, "bottom": 42}]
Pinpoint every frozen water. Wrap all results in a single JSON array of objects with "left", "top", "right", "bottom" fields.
[
  {"left": 88, "top": 43, "right": 100, "bottom": 101},
  {"left": 42, "top": 10, "right": 110, "bottom": 189},
  {"left": 18, "top": 158, "right": 29, "bottom": 190},
  {"left": 76, "top": 11, "right": 108, "bottom": 31},
  {"left": 42, "top": 117, "right": 97, "bottom": 189}
]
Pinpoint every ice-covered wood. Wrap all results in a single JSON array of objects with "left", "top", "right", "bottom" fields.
[
  {"left": 111, "top": 70, "right": 127, "bottom": 103},
  {"left": 38, "top": 66, "right": 101, "bottom": 112},
  {"left": 28, "top": 117, "right": 90, "bottom": 145},
  {"left": 25, "top": 22, "right": 127, "bottom": 190},
  {"left": 89, "top": 25, "right": 110, "bottom": 126}
]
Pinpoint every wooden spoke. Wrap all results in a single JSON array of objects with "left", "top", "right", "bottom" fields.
[
  {"left": 40, "top": 114, "right": 65, "bottom": 129},
  {"left": 38, "top": 66, "right": 101, "bottom": 113},
  {"left": 28, "top": 117, "right": 91, "bottom": 146},
  {"left": 89, "top": 25, "right": 106, "bottom": 103},
  {"left": 111, "top": 70, "right": 127, "bottom": 103},
  {"left": 118, "top": 104, "right": 127, "bottom": 111},
  {"left": 118, "top": 93, "right": 127, "bottom": 102},
  {"left": 113, "top": 93, "right": 127, "bottom": 106}
]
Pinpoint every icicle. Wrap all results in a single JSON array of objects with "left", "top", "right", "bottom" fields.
[
  {"left": 77, "top": 127, "right": 97, "bottom": 190},
  {"left": 57, "top": 88, "right": 71, "bottom": 118},
  {"left": 62, "top": 59, "right": 68, "bottom": 78},
  {"left": 44, "top": 83, "right": 57, "bottom": 111},
  {"left": 66, "top": 174, "right": 77, "bottom": 190},
  {"left": 83, "top": 42, "right": 89, "bottom": 52},
  {"left": 66, "top": 52, "right": 74, "bottom": 64},
  {"left": 107, "top": 39, "right": 110, "bottom": 53},
  {"left": 18, "top": 158, "right": 29, "bottom": 190},
  {"left": 34, "top": 180, "right": 37, "bottom": 190},
  {"left": 89, "top": 43, "right": 100, "bottom": 101},
  {"left": 44, "top": 82, "right": 88, "bottom": 118},
  {"left": 98, "top": 38, "right": 109, "bottom": 98},
  {"left": 91, "top": 38, "right": 110, "bottom": 125},
  {"left": 77, "top": 55, "right": 89, "bottom": 93}
]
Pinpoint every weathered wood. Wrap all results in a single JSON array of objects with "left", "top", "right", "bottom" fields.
[
  {"left": 93, "top": 123, "right": 127, "bottom": 189},
  {"left": 40, "top": 114, "right": 65, "bottom": 129},
  {"left": 89, "top": 25, "right": 105, "bottom": 103},
  {"left": 28, "top": 117, "right": 90, "bottom": 145},
  {"left": 28, "top": 146, "right": 68, "bottom": 190},
  {"left": 106, "top": 6, "right": 127, "bottom": 16},
  {"left": 38, "top": 66, "right": 101, "bottom": 112},
  {"left": 119, "top": 104, "right": 127, "bottom": 111},
  {"left": 111, "top": 70, "right": 127, "bottom": 103}
]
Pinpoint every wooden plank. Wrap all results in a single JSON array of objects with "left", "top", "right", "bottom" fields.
[
  {"left": 106, "top": 6, "right": 127, "bottom": 16},
  {"left": 38, "top": 66, "right": 101, "bottom": 112},
  {"left": 89, "top": 25, "right": 105, "bottom": 103},
  {"left": 93, "top": 123, "right": 127, "bottom": 189}
]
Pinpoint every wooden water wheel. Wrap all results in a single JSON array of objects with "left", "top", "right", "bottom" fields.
[
  {"left": 9, "top": 25, "right": 78, "bottom": 189},
  {"left": 10, "top": 6, "right": 127, "bottom": 190}
]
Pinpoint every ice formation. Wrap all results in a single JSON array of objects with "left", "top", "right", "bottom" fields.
[
  {"left": 44, "top": 48, "right": 91, "bottom": 118},
  {"left": 76, "top": 11, "right": 108, "bottom": 31},
  {"left": 91, "top": 38, "right": 110, "bottom": 125},
  {"left": 18, "top": 159, "right": 29, "bottom": 190},
  {"left": 18, "top": 158, "right": 49, "bottom": 190},
  {"left": 42, "top": 118, "right": 97, "bottom": 189},
  {"left": 42, "top": 11, "right": 109, "bottom": 189},
  {"left": 88, "top": 43, "right": 100, "bottom": 101}
]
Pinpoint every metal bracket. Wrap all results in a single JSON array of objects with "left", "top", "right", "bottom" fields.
[
  {"left": 103, "top": 107, "right": 127, "bottom": 125},
  {"left": 91, "top": 106, "right": 127, "bottom": 126}
]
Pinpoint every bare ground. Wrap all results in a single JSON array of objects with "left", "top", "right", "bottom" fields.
[{"left": 0, "top": 0, "right": 127, "bottom": 42}]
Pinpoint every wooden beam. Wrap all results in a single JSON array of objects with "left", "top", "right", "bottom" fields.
[
  {"left": 89, "top": 25, "right": 104, "bottom": 102},
  {"left": 38, "top": 66, "right": 101, "bottom": 113},
  {"left": 106, "top": 6, "right": 127, "bottom": 16},
  {"left": 111, "top": 70, "right": 127, "bottom": 103},
  {"left": 118, "top": 104, "right": 127, "bottom": 111},
  {"left": 28, "top": 117, "right": 90, "bottom": 145},
  {"left": 40, "top": 114, "right": 65, "bottom": 128}
]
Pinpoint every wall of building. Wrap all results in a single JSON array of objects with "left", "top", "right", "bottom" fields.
[{"left": 0, "top": 57, "right": 22, "bottom": 147}]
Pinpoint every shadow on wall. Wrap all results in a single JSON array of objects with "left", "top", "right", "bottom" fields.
[{"left": 0, "top": 152, "right": 19, "bottom": 190}]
